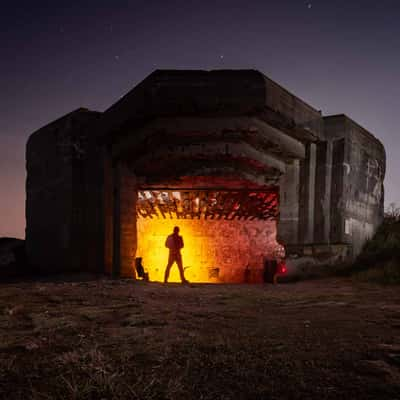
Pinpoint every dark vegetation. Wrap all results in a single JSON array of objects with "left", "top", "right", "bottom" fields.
[
  {"left": 333, "top": 204, "right": 400, "bottom": 284},
  {"left": 0, "top": 238, "right": 26, "bottom": 279}
]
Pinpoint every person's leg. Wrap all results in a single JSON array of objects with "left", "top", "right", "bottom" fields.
[
  {"left": 176, "top": 254, "right": 188, "bottom": 283},
  {"left": 164, "top": 254, "right": 174, "bottom": 283}
]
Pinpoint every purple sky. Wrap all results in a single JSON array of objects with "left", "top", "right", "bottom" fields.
[{"left": 1, "top": 0, "right": 399, "bottom": 238}]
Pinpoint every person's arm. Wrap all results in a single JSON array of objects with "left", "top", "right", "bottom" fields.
[{"left": 180, "top": 236, "right": 184, "bottom": 249}]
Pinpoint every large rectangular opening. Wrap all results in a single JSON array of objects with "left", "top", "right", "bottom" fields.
[{"left": 136, "top": 189, "right": 283, "bottom": 283}]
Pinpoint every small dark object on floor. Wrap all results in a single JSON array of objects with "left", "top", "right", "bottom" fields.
[
  {"left": 264, "top": 259, "right": 278, "bottom": 283},
  {"left": 135, "top": 257, "right": 149, "bottom": 281}
]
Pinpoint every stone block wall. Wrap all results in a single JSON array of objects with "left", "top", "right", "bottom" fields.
[{"left": 136, "top": 217, "right": 283, "bottom": 283}]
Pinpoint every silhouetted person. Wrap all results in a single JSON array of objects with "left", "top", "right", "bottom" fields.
[{"left": 164, "top": 226, "right": 188, "bottom": 284}]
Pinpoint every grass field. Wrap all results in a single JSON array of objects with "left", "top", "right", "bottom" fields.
[{"left": 0, "top": 277, "right": 400, "bottom": 399}]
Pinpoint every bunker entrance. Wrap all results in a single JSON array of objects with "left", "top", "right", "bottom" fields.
[{"left": 136, "top": 189, "right": 284, "bottom": 283}]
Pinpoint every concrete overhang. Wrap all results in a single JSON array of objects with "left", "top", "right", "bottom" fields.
[
  {"left": 95, "top": 69, "right": 323, "bottom": 144},
  {"left": 132, "top": 141, "right": 286, "bottom": 174},
  {"left": 111, "top": 116, "right": 305, "bottom": 162},
  {"left": 134, "top": 165, "right": 281, "bottom": 188}
]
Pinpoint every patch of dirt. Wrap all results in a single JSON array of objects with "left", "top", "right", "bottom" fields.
[{"left": 0, "top": 277, "right": 399, "bottom": 399}]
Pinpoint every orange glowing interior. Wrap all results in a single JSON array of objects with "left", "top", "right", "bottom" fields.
[
  {"left": 136, "top": 219, "right": 216, "bottom": 283},
  {"left": 136, "top": 218, "right": 283, "bottom": 283},
  {"left": 135, "top": 190, "right": 282, "bottom": 283}
]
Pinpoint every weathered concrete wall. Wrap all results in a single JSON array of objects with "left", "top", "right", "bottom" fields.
[
  {"left": 103, "top": 147, "right": 114, "bottom": 275},
  {"left": 298, "top": 143, "right": 317, "bottom": 244},
  {"left": 324, "top": 115, "right": 385, "bottom": 257},
  {"left": 313, "top": 141, "right": 332, "bottom": 243},
  {"left": 112, "top": 162, "right": 137, "bottom": 277},
  {"left": 82, "top": 144, "right": 108, "bottom": 272},
  {"left": 262, "top": 76, "right": 323, "bottom": 139},
  {"left": 277, "top": 160, "right": 300, "bottom": 245},
  {"left": 26, "top": 109, "right": 101, "bottom": 272}
]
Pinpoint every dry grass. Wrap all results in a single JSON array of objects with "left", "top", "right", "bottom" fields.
[{"left": 0, "top": 278, "right": 400, "bottom": 399}]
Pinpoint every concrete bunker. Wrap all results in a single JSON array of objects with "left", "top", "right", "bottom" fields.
[{"left": 25, "top": 70, "right": 386, "bottom": 279}]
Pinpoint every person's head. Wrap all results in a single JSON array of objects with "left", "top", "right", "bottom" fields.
[{"left": 173, "top": 226, "right": 180, "bottom": 234}]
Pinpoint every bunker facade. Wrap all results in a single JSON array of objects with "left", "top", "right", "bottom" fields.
[{"left": 26, "top": 70, "right": 386, "bottom": 282}]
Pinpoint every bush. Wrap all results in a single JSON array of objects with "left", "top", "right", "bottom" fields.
[
  {"left": 355, "top": 259, "right": 400, "bottom": 284},
  {"left": 351, "top": 217, "right": 400, "bottom": 284}
]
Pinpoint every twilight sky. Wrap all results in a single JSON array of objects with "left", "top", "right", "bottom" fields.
[{"left": 1, "top": 0, "right": 399, "bottom": 238}]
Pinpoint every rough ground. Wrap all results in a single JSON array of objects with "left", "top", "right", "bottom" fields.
[{"left": 0, "top": 277, "right": 399, "bottom": 399}]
